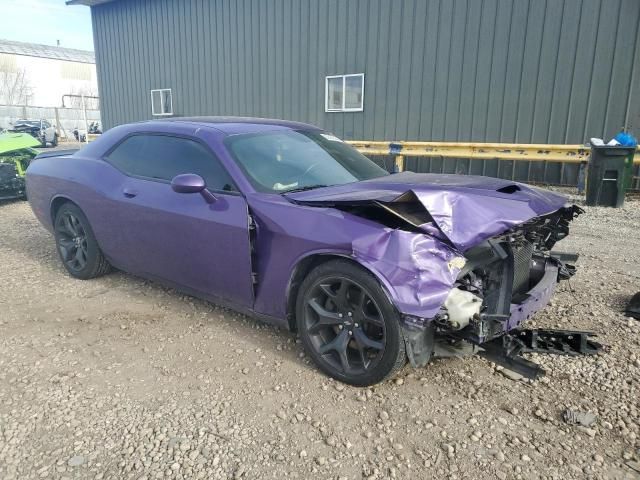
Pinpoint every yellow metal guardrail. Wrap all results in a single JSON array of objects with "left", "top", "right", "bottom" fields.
[{"left": 347, "top": 140, "right": 640, "bottom": 172}]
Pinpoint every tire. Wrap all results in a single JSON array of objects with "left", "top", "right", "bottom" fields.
[
  {"left": 51, "top": 134, "right": 58, "bottom": 147},
  {"left": 53, "top": 202, "right": 111, "bottom": 279},
  {"left": 296, "top": 259, "right": 406, "bottom": 386}
]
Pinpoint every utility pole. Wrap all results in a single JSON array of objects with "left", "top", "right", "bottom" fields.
[{"left": 81, "top": 94, "right": 89, "bottom": 143}]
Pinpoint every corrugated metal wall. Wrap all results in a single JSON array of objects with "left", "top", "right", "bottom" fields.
[{"left": 92, "top": 0, "right": 640, "bottom": 146}]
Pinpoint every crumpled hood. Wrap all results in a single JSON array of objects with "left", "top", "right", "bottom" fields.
[{"left": 286, "top": 172, "right": 570, "bottom": 251}]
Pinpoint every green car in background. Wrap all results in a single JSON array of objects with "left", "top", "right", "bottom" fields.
[{"left": 0, "top": 132, "right": 40, "bottom": 201}]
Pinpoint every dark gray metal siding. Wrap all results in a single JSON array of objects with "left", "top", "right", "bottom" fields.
[{"left": 92, "top": 0, "right": 640, "bottom": 147}]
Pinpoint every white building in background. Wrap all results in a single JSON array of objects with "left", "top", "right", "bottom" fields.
[{"left": 0, "top": 38, "right": 98, "bottom": 108}]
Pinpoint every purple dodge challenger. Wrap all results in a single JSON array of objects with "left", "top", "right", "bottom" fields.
[{"left": 26, "top": 117, "right": 581, "bottom": 386}]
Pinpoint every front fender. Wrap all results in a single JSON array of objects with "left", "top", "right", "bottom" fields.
[
  {"left": 285, "top": 248, "right": 399, "bottom": 320},
  {"left": 351, "top": 229, "right": 465, "bottom": 323},
  {"left": 287, "top": 230, "right": 464, "bottom": 326},
  {"left": 287, "top": 237, "right": 453, "bottom": 367}
]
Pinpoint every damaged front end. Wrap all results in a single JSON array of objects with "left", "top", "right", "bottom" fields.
[
  {"left": 287, "top": 173, "right": 586, "bottom": 371},
  {"left": 436, "top": 205, "right": 583, "bottom": 345}
]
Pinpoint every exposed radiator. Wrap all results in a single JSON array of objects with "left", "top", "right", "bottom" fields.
[{"left": 512, "top": 241, "right": 534, "bottom": 294}]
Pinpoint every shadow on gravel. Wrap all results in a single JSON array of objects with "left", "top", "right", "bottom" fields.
[
  {"left": 0, "top": 199, "right": 24, "bottom": 206},
  {"left": 0, "top": 211, "right": 61, "bottom": 270},
  {"left": 0, "top": 202, "right": 321, "bottom": 371},
  {"left": 611, "top": 291, "right": 639, "bottom": 312},
  {"left": 134, "top": 279, "right": 306, "bottom": 368},
  {"left": 158, "top": 284, "right": 303, "bottom": 366}
]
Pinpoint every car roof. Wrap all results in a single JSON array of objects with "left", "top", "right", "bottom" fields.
[
  {"left": 74, "top": 116, "right": 325, "bottom": 159},
  {"left": 155, "top": 116, "right": 320, "bottom": 135}
]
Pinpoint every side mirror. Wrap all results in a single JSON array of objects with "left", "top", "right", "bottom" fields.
[
  {"left": 171, "top": 174, "right": 217, "bottom": 203},
  {"left": 171, "top": 173, "right": 205, "bottom": 193}
]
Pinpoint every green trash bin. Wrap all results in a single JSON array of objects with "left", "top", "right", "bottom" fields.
[{"left": 586, "top": 145, "right": 636, "bottom": 207}]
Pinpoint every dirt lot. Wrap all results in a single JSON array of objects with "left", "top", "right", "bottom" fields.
[{"left": 0, "top": 194, "right": 639, "bottom": 480}]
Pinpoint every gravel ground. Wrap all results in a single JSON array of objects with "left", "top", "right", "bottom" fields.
[{"left": 0, "top": 193, "right": 639, "bottom": 480}]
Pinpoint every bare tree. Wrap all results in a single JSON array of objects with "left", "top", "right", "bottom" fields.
[
  {"left": 65, "top": 85, "right": 100, "bottom": 109},
  {"left": 0, "top": 67, "right": 33, "bottom": 105}
]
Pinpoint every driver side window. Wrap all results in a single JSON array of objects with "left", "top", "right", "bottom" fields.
[{"left": 105, "top": 134, "right": 237, "bottom": 192}]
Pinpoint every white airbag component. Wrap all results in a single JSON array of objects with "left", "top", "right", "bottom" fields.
[{"left": 443, "top": 288, "right": 482, "bottom": 330}]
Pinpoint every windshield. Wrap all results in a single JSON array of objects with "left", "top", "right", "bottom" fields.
[{"left": 224, "top": 130, "right": 388, "bottom": 193}]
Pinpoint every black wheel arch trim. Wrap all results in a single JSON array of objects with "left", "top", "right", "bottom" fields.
[
  {"left": 50, "top": 194, "right": 81, "bottom": 226},
  {"left": 49, "top": 195, "right": 110, "bottom": 260},
  {"left": 285, "top": 251, "right": 398, "bottom": 332}
]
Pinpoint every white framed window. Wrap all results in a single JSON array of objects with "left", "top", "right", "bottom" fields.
[
  {"left": 325, "top": 73, "right": 364, "bottom": 112},
  {"left": 151, "top": 88, "right": 173, "bottom": 116}
]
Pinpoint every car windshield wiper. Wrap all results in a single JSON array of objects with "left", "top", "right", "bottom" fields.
[{"left": 280, "top": 184, "right": 329, "bottom": 194}]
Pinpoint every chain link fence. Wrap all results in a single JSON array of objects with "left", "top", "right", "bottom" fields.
[{"left": 0, "top": 104, "right": 101, "bottom": 140}]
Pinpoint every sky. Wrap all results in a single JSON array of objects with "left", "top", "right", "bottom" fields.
[{"left": 2, "top": 0, "right": 94, "bottom": 51}]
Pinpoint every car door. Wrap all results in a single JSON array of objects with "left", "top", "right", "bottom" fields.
[{"left": 101, "top": 132, "right": 254, "bottom": 308}]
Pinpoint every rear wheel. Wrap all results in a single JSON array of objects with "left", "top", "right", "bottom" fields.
[
  {"left": 296, "top": 259, "right": 406, "bottom": 386},
  {"left": 53, "top": 203, "right": 111, "bottom": 279}
]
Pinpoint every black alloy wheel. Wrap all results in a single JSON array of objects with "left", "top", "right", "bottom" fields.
[
  {"left": 53, "top": 203, "right": 111, "bottom": 279},
  {"left": 305, "top": 276, "right": 386, "bottom": 373},
  {"left": 296, "top": 260, "right": 406, "bottom": 386},
  {"left": 55, "top": 210, "right": 89, "bottom": 272}
]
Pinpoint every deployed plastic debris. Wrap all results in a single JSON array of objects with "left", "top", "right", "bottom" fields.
[
  {"left": 480, "top": 328, "right": 603, "bottom": 380},
  {"left": 562, "top": 409, "right": 597, "bottom": 427}
]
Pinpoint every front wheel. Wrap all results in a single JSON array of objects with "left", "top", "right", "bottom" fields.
[
  {"left": 53, "top": 203, "right": 111, "bottom": 279},
  {"left": 296, "top": 259, "right": 406, "bottom": 386}
]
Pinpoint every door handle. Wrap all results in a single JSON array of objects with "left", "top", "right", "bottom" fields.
[{"left": 122, "top": 188, "right": 138, "bottom": 198}]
